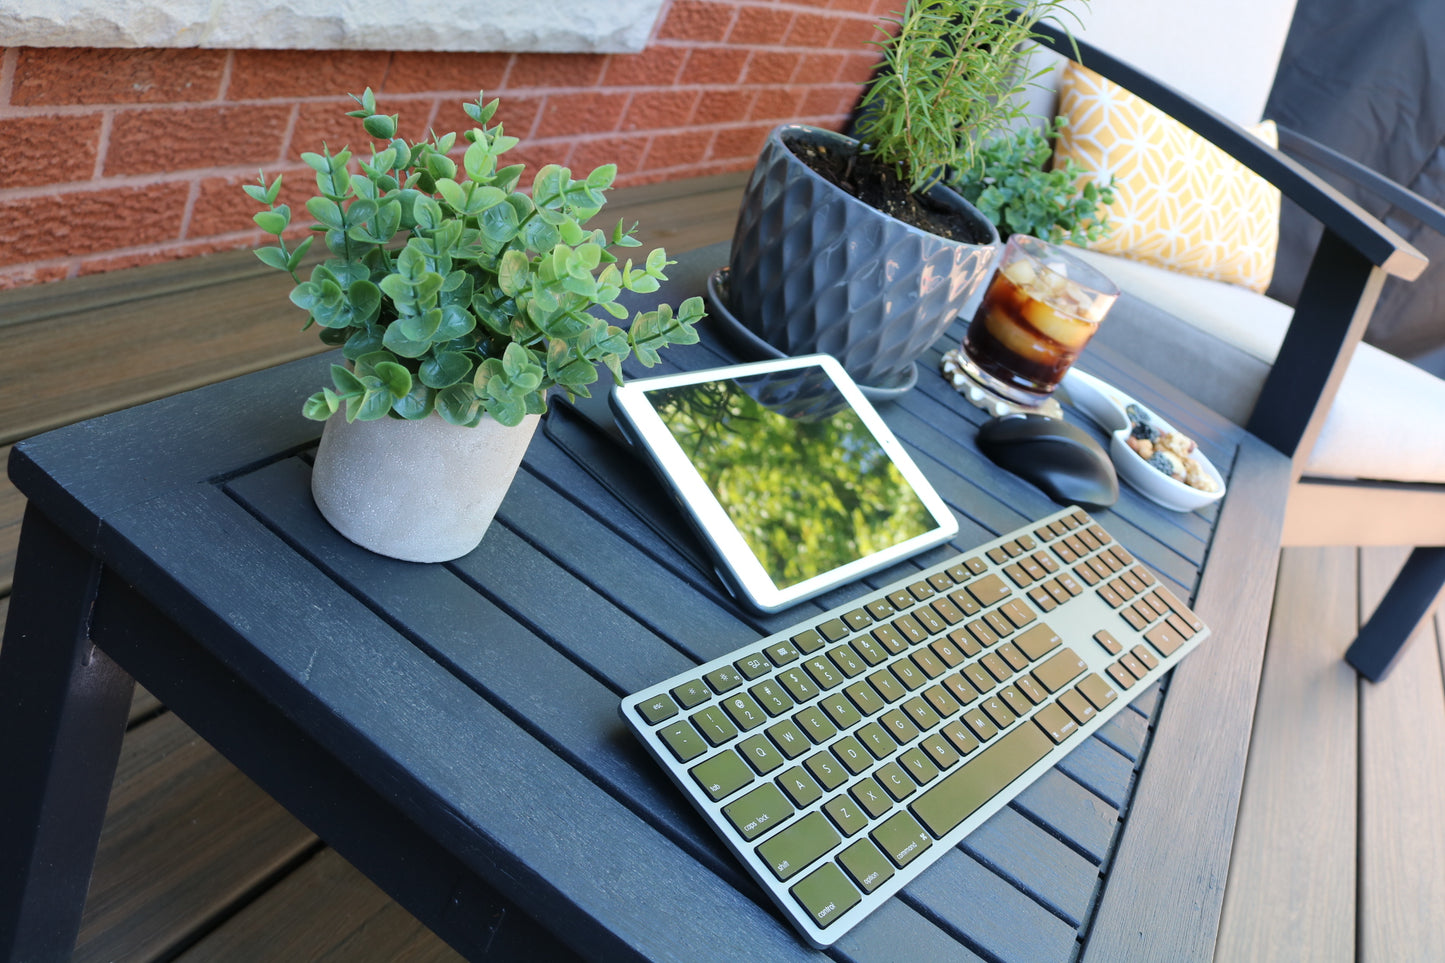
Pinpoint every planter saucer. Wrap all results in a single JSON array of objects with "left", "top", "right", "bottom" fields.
[{"left": 705, "top": 267, "right": 917, "bottom": 401}]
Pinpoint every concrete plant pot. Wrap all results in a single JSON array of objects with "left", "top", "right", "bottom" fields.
[{"left": 310, "top": 409, "right": 541, "bottom": 563}]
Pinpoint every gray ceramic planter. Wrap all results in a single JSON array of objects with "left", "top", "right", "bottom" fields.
[{"left": 727, "top": 125, "right": 1000, "bottom": 392}]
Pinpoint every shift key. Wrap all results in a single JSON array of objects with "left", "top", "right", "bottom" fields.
[
  {"left": 757, "top": 811, "right": 840, "bottom": 881},
  {"left": 1033, "top": 647, "right": 1087, "bottom": 693},
  {"left": 910, "top": 722, "right": 1052, "bottom": 837}
]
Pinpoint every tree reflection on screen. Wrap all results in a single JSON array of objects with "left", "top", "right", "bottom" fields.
[{"left": 650, "top": 376, "right": 937, "bottom": 588}]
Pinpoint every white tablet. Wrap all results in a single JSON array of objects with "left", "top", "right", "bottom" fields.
[{"left": 609, "top": 355, "right": 958, "bottom": 612}]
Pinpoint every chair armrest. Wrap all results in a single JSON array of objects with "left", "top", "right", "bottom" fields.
[
  {"left": 1032, "top": 22, "right": 1426, "bottom": 282},
  {"left": 1275, "top": 125, "right": 1445, "bottom": 238}
]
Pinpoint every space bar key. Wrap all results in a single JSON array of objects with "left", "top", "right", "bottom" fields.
[{"left": 909, "top": 722, "right": 1053, "bottom": 838}]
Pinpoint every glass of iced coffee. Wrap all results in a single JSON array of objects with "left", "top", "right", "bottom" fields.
[{"left": 957, "top": 234, "right": 1118, "bottom": 405}]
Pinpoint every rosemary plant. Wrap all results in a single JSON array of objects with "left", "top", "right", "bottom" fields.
[{"left": 853, "top": 0, "right": 1087, "bottom": 195}]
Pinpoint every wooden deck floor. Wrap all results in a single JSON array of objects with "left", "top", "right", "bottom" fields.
[{"left": 3, "top": 169, "right": 1443, "bottom": 961}]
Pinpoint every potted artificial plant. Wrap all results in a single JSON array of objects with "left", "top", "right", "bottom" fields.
[
  {"left": 724, "top": 0, "right": 1082, "bottom": 394},
  {"left": 247, "top": 89, "right": 703, "bottom": 563},
  {"left": 949, "top": 116, "right": 1115, "bottom": 245}
]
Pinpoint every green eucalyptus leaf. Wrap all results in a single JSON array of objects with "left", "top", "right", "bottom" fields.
[
  {"left": 426, "top": 152, "right": 459, "bottom": 182},
  {"left": 362, "top": 113, "right": 397, "bottom": 140},
  {"left": 436, "top": 383, "right": 479, "bottom": 425},
  {"left": 350, "top": 172, "right": 379, "bottom": 200},
  {"left": 611, "top": 218, "right": 641, "bottom": 247},
  {"left": 462, "top": 140, "right": 495, "bottom": 181},
  {"left": 372, "top": 360, "right": 413, "bottom": 399},
  {"left": 398, "top": 306, "right": 443, "bottom": 343},
  {"left": 254, "top": 246, "right": 290, "bottom": 271},
  {"left": 497, "top": 249, "right": 530, "bottom": 297},
  {"left": 534, "top": 205, "right": 568, "bottom": 227},
  {"left": 434, "top": 303, "right": 477, "bottom": 341},
  {"left": 478, "top": 199, "right": 520, "bottom": 243},
  {"left": 375, "top": 199, "right": 402, "bottom": 242},
  {"left": 500, "top": 341, "right": 543, "bottom": 392},
  {"left": 483, "top": 390, "right": 526, "bottom": 428},
  {"left": 419, "top": 350, "right": 473, "bottom": 389},
  {"left": 378, "top": 273, "right": 414, "bottom": 306},
  {"left": 532, "top": 165, "right": 565, "bottom": 204},
  {"left": 306, "top": 197, "right": 345, "bottom": 230},
  {"left": 343, "top": 326, "right": 386, "bottom": 359},
  {"left": 413, "top": 195, "right": 445, "bottom": 231},
  {"left": 382, "top": 322, "right": 433, "bottom": 359},
  {"left": 253, "top": 208, "right": 289, "bottom": 235},
  {"left": 586, "top": 163, "right": 617, "bottom": 190},
  {"left": 472, "top": 185, "right": 506, "bottom": 211},
  {"left": 561, "top": 273, "right": 597, "bottom": 298},
  {"left": 351, "top": 351, "right": 392, "bottom": 377},
  {"left": 302, "top": 388, "right": 340, "bottom": 421},
  {"left": 559, "top": 218, "right": 587, "bottom": 246},
  {"left": 436, "top": 178, "right": 468, "bottom": 211},
  {"left": 392, "top": 381, "right": 436, "bottom": 420},
  {"left": 389, "top": 138, "right": 412, "bottom": 168},
  {"left": 287, "top": 236, "right": 314, "bottom": 272},
  {"left": 343, "top": 198, "right": 378, "bottom": 230},
  {"left": 371, "top": 146, "right": 398, "bottom": 173},
  {"left": 396, "top": 244, "right": 428, "bottom": 278},
  {"left": 495, "top": 163, "right": 525, "bottom": 193},
  {"left": 522, "top": 216, "right": 559, "bottom": 253},
  {"left": 581, "top": 320, "right": 630, "bottom": 360},
  {"left": 289, "top": 281, "right": 322, "bottom": 312},
  {"left": 352, "top": 88, "right": 378, "bottom": 115},
  {"left": 330, "top": 364, "right": 365, "bottom": 396},
  {"left": 353, "top": 384, "right": 394, "bottom": 421}
]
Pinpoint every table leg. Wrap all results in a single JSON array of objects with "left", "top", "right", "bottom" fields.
[
  {"left": 1345, "top": 546, "right": 1445, "bottom": 682},
  {"left": 0, "top": 507, "right": 135, "bottom": 962}
]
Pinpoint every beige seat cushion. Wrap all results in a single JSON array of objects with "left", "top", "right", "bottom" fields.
[{"left": 1071, "top": 247, "right": 1445, "bottom": 485}]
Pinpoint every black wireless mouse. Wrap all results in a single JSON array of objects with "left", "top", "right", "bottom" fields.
[{"left": 977, "top": 413, "right": 1119, "bottom": 510}]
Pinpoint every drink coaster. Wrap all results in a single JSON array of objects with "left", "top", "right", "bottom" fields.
[{"left": 941, "top": 348, "right": 1063, "bottom": 419}]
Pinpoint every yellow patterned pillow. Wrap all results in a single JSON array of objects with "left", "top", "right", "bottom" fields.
[{"left": 1052, "top": 62, "right": 1280, "bottom": 293}]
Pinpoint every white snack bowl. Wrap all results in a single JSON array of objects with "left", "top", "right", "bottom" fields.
[{"left": 1061, "top": 368, "right": 1226, "bottom": 512}]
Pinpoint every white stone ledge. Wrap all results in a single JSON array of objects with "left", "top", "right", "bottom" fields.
[{"left": 2, "top": 0, "right": 669, "bottom": 53}]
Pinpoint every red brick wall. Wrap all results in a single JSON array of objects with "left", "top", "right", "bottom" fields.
[{"left": 0, "top": 0, "right": 896, "bottom": 290}]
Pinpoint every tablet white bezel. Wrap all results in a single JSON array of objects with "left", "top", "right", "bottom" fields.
[{"left": 610, "top": 354, "right": 958, "bottom": 612}]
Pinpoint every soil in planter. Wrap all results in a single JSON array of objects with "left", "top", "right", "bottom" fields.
[{"left": 790, "top": 136, "right": 993, "bottom": 246}]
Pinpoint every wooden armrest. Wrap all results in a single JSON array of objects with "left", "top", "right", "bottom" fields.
[
  {"left": 1032, "top": 22, "right": 1427, "bottom": 282},
  {"left": 1275, "top": 126, "right": 1445, "bottom": 238}
]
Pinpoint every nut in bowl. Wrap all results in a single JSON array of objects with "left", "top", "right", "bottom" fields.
[{"left": 1060, "top": 369, "right": 1226, "bottom": 512}]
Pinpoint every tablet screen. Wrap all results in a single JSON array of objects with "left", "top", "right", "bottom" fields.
[{"left": 611, "top": 356, "right": 957, "bottom": 611}]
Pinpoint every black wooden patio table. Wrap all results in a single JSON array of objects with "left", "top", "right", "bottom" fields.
[{"left": 0, "top": 244, "right": 1291, "bottom": 962}]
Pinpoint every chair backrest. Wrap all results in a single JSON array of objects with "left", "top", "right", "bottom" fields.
[
  {"left": 1029, "top": 16, "right": 1425, "bottom": 480},
  {"left": 1067, "top": 0, "right": 1299, "bottom": 126}
]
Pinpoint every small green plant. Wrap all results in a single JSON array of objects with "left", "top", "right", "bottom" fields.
[
  {"left": 951, "top": 116, "right": 1115, "bottom": 245},
  {"left": 246, "top": 89, "right": 704, "bottom": 428},
  {"left": 853, "top": 0, "right": 1086, "bottom": 195}
]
